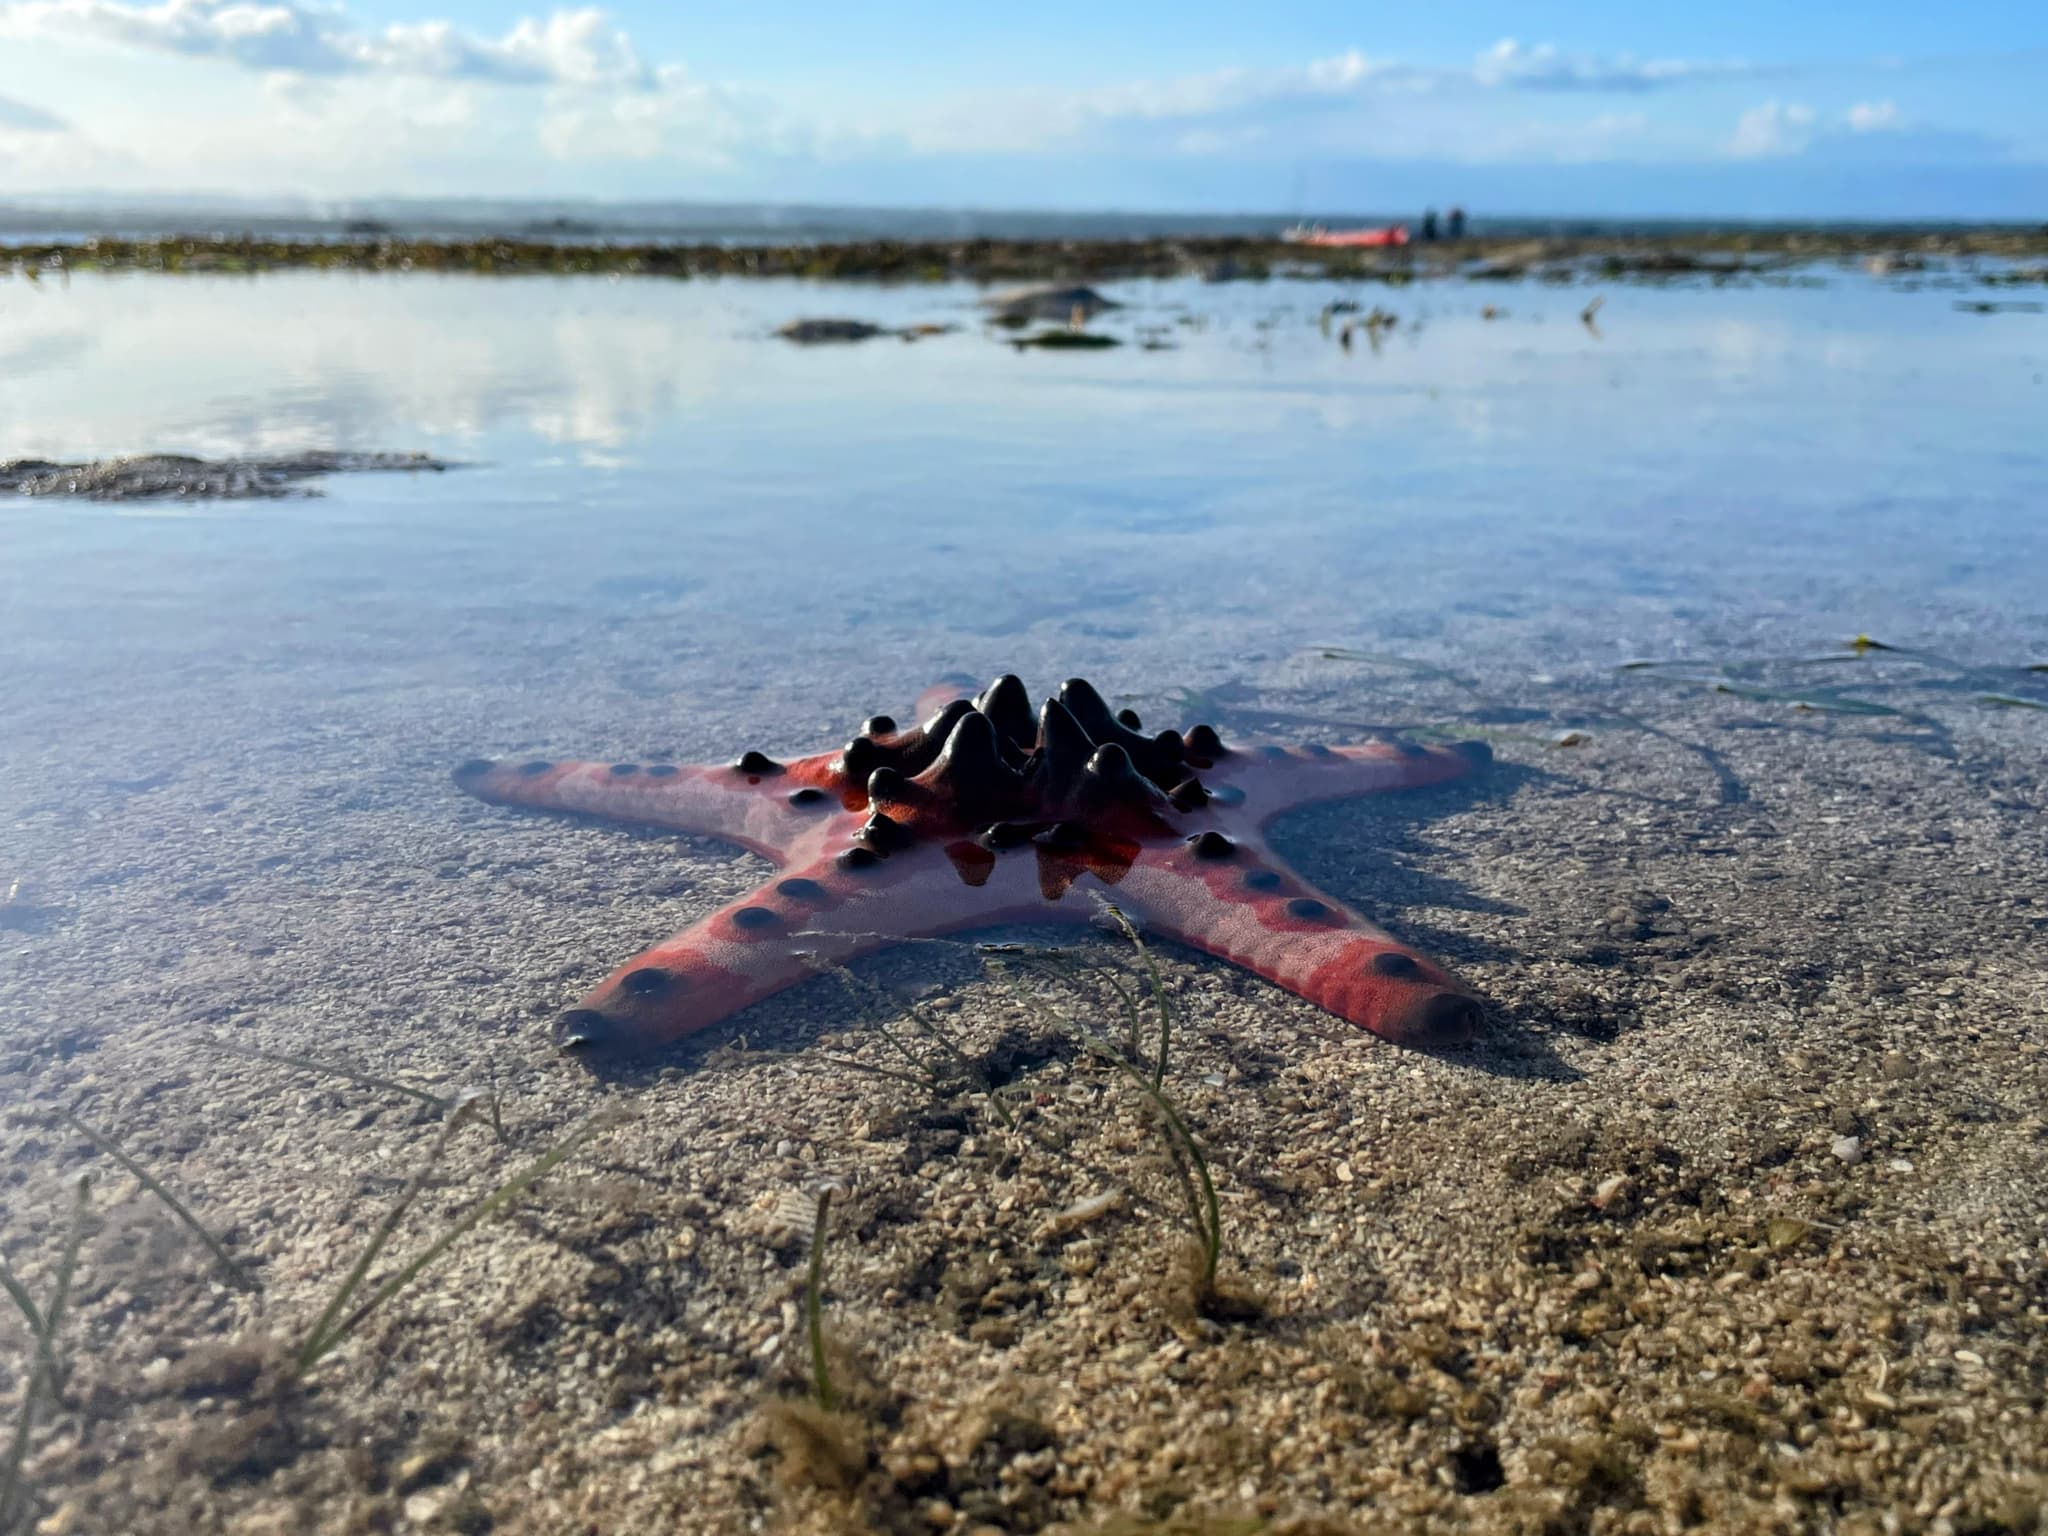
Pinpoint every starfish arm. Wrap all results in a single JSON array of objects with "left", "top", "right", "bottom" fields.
[
  {"left": 452, "top": 753, "right": 846, "bottom": 861},
  {"left": 553, "top": 841, "right": 1096, "bottom": 1051},
  {"left": 1199, "top": 740, "right": 1488, "bottom": 821},
  {"left": 1112, "top": 838, "right": 1481, "bottom": 1047}
]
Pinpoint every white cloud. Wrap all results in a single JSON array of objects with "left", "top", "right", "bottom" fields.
[
  {"left": 1727, "top": 99, "right": 1816, "bottom": 158},
  {"left": 888, "top": 39, "right": 1780, "bottom": 158},
  {"left": 0, "top": 0, "right": 652, "bottom": 88},
  {"left": 537, "top": 64, "right": 744, "bottom": 165},
  {"left": 7, "top": 14, "right": 2009, "bottom": 197},
  {"left": 1474, "top": 38, "right": 1758, "bottom": 92},
  {"left": 0, "top": 10, "right": 1806, "bottom": 180},
  {"left": 1720, "top": 96, "right": 2003, "bottom": 164},
  {"left": 1018, "top": 52, "right": 1420, "bottom": 132},
  {"left": 0, "top": 91, "right": 69, "bottom": 130}
]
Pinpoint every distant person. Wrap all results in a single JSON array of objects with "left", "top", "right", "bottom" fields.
[
  {"left": 1421, "top": 208, "right": 1439, "bottom": 242},
  {"left": 1446, "top": 206, "right": 1466, "bottom": 241}
]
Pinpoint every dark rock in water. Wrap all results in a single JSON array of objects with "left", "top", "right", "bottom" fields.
[
  {"left": 982, "top": 284, "right": 1122, "bottom": 326},
  {"left": 776, "top": 318, "right": 891, "bottom": 344},
  {"left": 777, "top": 318, "right": 958, "bottom": 344},
  {"left": 0, "top": 452, "right": 450, "bottom": 501},
  {"left": 1010, "top": 331, "right": 1122, "bottom": 351}
]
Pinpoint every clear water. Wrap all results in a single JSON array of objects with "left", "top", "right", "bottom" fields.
[{"left": 2, "top": 268, "right": 2043, "bottom": 732}]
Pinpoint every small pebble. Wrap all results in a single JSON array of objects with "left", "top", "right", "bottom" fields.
[{"left": 1831, "top": 1135, "right": 1864, "bottom": 1165}]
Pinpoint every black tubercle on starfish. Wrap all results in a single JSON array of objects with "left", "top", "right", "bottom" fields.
[
  {"left": 734, "top": 750, "right": 782, "bottom": 775},
  {"left": 623, "top": 966, "right": 673, "bottom": 997},
  {"left": 793, "top": 677, "right": 1231, "bottom": 869},
  {"left": 839, "top": 736, "right": 880, "bottom": 783},
  {"left": 866, "top": 766, "right": 910, "bottom": 804},
  {"left": 1033, "top": 820, "right": 1087, "bottom": 850},
  {"left": 971, "top": 673, "right": 1036, "bottom": 753},
  {"left": 858, "top": 811, "right": 916, "bottom": 852}
]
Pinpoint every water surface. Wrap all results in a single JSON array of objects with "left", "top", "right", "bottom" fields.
[{"left": 3, "top": 266, "right": 2043, "bottom": 741}]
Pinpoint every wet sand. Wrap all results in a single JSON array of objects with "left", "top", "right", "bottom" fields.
[{"left": 1, "top": 606, "right": 2043, "bottom": 1534}]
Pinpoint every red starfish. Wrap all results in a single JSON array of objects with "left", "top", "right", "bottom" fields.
[{"left": 455, "top": 676, "right": 1489, "bottom": 1055}]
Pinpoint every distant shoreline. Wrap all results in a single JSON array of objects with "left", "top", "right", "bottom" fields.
[{"left": 4, "top": 228, "right": 2047, "bottom": 285}]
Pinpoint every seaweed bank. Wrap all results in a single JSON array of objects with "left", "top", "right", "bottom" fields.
[{"left": 5, "top": 228, "right": 2048, "bottom": 286}]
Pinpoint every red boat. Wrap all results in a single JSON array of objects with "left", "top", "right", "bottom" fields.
[{"left": 1281, "top": 223, "right": 1410, "bottom": 248}]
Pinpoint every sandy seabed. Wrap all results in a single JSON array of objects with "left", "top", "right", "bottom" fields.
[{"left": 1, "top": 565, "right": 2043, "bottom": 1536}]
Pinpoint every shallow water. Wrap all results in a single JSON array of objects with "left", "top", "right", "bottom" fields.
[
  {"left": 3, "top": 266, "right": 2045, "bottom": 844},
  {"left": 3, "top": 266, "right": 2047, "bottom": 1535},
  {"left": 5, "top": 268, "right": 2043, "bottom": 669}
]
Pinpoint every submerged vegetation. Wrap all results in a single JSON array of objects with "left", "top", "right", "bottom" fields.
[
  {"left": 293, "top": 1105, "right": 613, "bottom": 1375},
  {"left": 1616, "top": 635, "right": 2048, "bottom": 720},
  {"left": 0, "top": 1069, "right": 612, "bottom": 1527},
  {"left": 0, "top": 1177, "right": 90, "bottom": 1534},
  {"left": 0, "top": 453, "right": 448, "bottom": 502}
]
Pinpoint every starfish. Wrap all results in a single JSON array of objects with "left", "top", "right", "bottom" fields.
[{"left": 454, "top": 675, "right": 1490, "bottom": 1056}]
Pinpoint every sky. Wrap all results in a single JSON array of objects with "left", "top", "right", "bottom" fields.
[{"left": 0, "top": 1, "right": 2044, "bottom": 219}]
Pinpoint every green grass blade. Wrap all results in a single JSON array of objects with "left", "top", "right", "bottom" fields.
[
  {"left": 1, "top": 1175, "right": 91, "bottom": 1532},
  {"left": 1312, "top": 647, "right": 1479, "bottom": 692},
  {"left": 294, "top": 1114, "right": 462, "bottom": 1374},
  {"left": 1710, "top": 683, "right": 1900, "bottom": 715},
  {"left": 1098, "top": 906, "right": 1177, "bottom": 1089},
  {"left": 211, "top": 1040, "right": 449, "bottom": 1111},
  {"left": 0, "top": 1256, "right": 43, "bottom": 1338},
  {"left": 806, "top": 1185, "right": 838, "bottom": 1412},
  {"left": 984, "top": 954, "right": 1219, "bottom": 1282},
  {"left": 55, "top": 1109, "right": 255, "bottom": 1293},
  {"left": 306, "top": 1113, "right": 611, "bottom": 1370}
]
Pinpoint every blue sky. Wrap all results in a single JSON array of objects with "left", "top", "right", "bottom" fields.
[{"left": 1, "top": 1, "right": 2043, "bottom": 217}]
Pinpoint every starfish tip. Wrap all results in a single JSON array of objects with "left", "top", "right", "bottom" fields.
[
  {"left": 1392, "top": 991, "right": 1484, "bottom": 1049},
  {"left": 554, "top": 1008, "right": 620, "bottom": 1051},
  {"left": 452, "top": 758, "right": 497, "bottom": 785}
]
